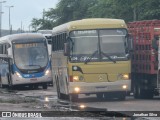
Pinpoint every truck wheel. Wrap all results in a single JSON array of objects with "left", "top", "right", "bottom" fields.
[
  {"left": 139, "top": 89, "right": 153, "bottom": 99},
  {"left": 137, "top": 85, "right": 145, "bottom": 98},
  {"left": 96, "top": 93, "right": 103, "bottom": 100},
  {"left": 144, "top": 89, "right": 154, "bottom": 99},
  {"left": 42, "top": 83, "right": 47, "bottom": 89},
  {"left": 134, "top": 85, "right": 153, "bottom": 99},
  {"left": 134, "top": 84, "right": 145, "bottom": 99},
  {"left": 134, "top": 85, "right": 139, "bottom": 99}
]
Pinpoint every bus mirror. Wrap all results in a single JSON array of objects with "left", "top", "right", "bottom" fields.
[
  {"left": 64, "top": 43, "right": 70, "bottom": 56},
  {"left": 8, "top": 58, "right": 14, "bottom": 74},
  {"left": 152, "top": 36, "right": 159, "bottom": 51},
  {"left": 127, "top": 34, "right": 133, "bottom": 52}
]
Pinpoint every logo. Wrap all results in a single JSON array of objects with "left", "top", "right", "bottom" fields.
[
  {"left": 98, "top": 75, "right": 104, "bottom": 81},
  {"left": 2, "top": 112, "right": 11, "bottom": 117},
  {"left": 24, "top": 74, "right": 30, "bottom": 77}
]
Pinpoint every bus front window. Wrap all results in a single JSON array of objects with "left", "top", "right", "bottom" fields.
[
  {"left": 99, "top": 29, "right": 127, "bottom": 61},
  {"left": 70, "top": 29, "right": 128, "bottom": 63},
  {"left": 13, "top": 42, "right": 48, "bottom": 73},
  {"left": 70, "top": 30, "right": 99, "bottom": 62}
]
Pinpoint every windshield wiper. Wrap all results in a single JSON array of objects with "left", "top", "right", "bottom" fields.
[
  {"left": 84, "top": 50, "right": 98, "bottom": 64},
  {"left": 84, "top": 50, "right": 116, "bottom": 64},
  {"left": 101, "top": 51, "right": 116, "bottom": 63}
]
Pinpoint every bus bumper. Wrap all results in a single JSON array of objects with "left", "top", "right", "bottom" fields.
[
  {"left": 10, "top": 76, "right": 52, "bottom": 85},
  {"left": 69, "top": 80, "right": 131, "bottom": 94}
]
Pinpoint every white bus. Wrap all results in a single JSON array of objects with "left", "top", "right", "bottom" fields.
[
  {"left": 0, "top": 33, "right": 52, "bottom": 89},
  {"left": 37, "top": 30, "right": 52, "bottom": 57}
]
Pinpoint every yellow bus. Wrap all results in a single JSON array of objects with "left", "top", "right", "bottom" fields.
[{"left": 52, "top": 18, "right": 132, "bottom": 101}]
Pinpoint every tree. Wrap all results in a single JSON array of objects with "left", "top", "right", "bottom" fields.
[
  {"left": 31, "top": 18, "right": 41, "bottom": 31},
  {"left": 30, "top": 0, "right": 160, "bottom": 29},
  {"left": 139, "top": 0, "right": 160, "bottom": 20}
]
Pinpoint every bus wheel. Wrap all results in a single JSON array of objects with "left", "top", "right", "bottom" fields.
[
  {"left": 118, "top": 92, "right": 126, "bottom": 100},
  {"left": 70, "top": 94, "right": 78, "bottom": 102},
  {"left": 29, "top": 85, "right": 34, "bottom": 90},
  {"left": 55, "top": 77, "right": 61, "bottom": 99},
  {"left": 42, "top": 83, "right": 47, "bottom": 89},
  {"left": 0, "top": 74, "right": 2, "bottom": 88},
  {"left": 34, "top": 85, "right": 39, "bottom": 89},
  {"left": 7, "top": 73, "right": 13, "bottom": 90},
  {"left": 96, "top": 93, "right": 103, "bottom": 100}
]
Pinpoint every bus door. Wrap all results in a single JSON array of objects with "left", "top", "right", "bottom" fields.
[{"left": 0, "top": 55, "right": 12, "bottom": 87}]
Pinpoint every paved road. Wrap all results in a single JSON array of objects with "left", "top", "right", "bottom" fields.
[
  {"left": 76, "top": 94, "right": 160, "bottom": 111},
  {"left": 0, "top": 86, "right": 57, "bottom": 111},
  {"left": 0, "top": 86, "right": 160, "bottom": 120}
]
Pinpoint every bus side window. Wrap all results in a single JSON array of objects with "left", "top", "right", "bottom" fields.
[
  {"left": 4, "top": 44, "right": 7, "bottom": 54},
  {"left": 62, "top": 33, "right": 67, "bottom": 50},
  {"left": 2, "top": 43, "right": 10, "bottom": 55},
  {"left": 2, "top": 44, "right": 6, "bottom": 54},
  {"left": 0, "top": 44, "right": 3, "bottom": 54},
  {"left": 52, "top": 36, "right": 54, "bottom": 51},
  {"left": 60, "top": 34, "right": 63, "bottom": 50},
  {"left": 6, "top": 43, "right": 10, "bottom": 55},
  {"left": 55, "top": 36, "right": 58, "bottom": 51}
]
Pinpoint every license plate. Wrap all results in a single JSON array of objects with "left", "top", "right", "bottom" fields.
[
  {"left": 96, "top": 86, "right": 107, "bottom": 91},
  {"left": 30, "top": 78, "right": 37, "bottom": 81},
  {"left": 96, "top": 86, "right": 107, "bottom": 89}
]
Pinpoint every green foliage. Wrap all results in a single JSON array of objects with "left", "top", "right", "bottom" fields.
[
  {"left": 30, "top": 0, "right": 160, "bottom": 30},
  {"left": 139, "top": 0, "right": 160, "bottom": 20}
]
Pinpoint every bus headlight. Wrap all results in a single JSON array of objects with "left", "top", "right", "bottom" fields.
[
  {"left": 74, "top": 87, "right": 80, "bottom": 93},
  {"left": 73, "top": 76, "right": 79, "bottom": 81},
  {"left": 122, "top": 85, "right": 127, "bottom": 89},
  {"left": 79, "top": 104, "right": 86, "bottom": 109},
  {"left": 15, "top": 71, "right": 22, "bottom": 78},
  {"left": 45, "top": 69, "right": 50, "bottom": 75},
  {"left": 118, "top": 74, "right": 129, "bottom": 80},
  {"left": 73, "top": 76, "right": 84, "bottom": 82}
]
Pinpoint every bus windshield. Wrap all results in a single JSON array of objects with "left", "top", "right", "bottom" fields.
[
  {"left": 70, "top": 29, "right": 128, "bottom": 63},
  {"left": 13, "top": 41, "right": 48, "bottom": 73}
]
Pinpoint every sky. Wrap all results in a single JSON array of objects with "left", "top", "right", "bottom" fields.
[{"left": 1, "top": 0, "right": 59, "bottom": 31}]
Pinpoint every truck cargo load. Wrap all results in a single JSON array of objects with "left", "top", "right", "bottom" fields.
[{"left": 128, "top": 20, "right": 160, "bottom": 99}]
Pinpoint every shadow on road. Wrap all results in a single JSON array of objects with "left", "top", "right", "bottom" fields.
[{"left": 75, "top": 96, "right": 128, "bottom": 103}]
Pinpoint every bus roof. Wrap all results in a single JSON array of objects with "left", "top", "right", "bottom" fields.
[
  {"left": 37, "top": 30, "right": 52, "bottom": 34},
  {"left": 0, "top": 33, "right": 45, "bottom": 43},
  {"left": 52, "top": 18, "right": 127, "bottom": 35}
]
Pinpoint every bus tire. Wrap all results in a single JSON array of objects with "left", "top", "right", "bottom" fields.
[
  {"left": 0, "top": 74, "right": 2, "bottom": 88},
  {"left": 70, "top": 94, "right": 78, "bottom": 102},
  {"left": 7, "top": 73, "right": 13, "bottom": 90},
  {"left": 42, "top": 83, "right": 47, "bottom": 89},
  {"left": 96, "top": 93, "right": 103, "bottom": 100},
  {"left": 55, "top": 77, "right": 62, "bottom": 99},
  {"left": 118, "top": 92, "right": 126, "bottom": 100},
  {"left": 29, "top": 85, "right": 34, "bottom": 90},
  {"left": 34, "top": 85, "right": 39, "bottom": 89}
]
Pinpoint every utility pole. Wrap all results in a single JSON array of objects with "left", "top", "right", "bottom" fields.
[
  {"left": 0, "top": 1, "right": 6, "bottom": 37},
  {"left": 21, "top": 21, "right": 22, "bottom": 33},
  {"left": 5, "top": 5, "right": 14, "bottom": 34}
]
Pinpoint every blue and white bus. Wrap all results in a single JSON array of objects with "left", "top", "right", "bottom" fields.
[{"left": 0, "top": 33, "right": 52, "bottom": 89}]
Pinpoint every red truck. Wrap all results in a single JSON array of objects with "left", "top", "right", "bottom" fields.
[{"left": 128, "top": 20, "right": 160, "bottom": 99}]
